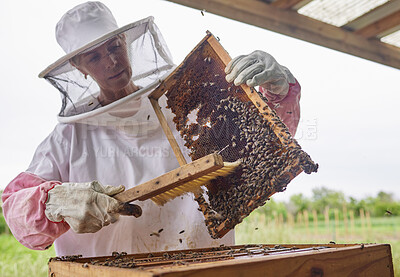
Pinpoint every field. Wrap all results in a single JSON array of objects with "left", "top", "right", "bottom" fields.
[
  {"left": 236, "top": 211, "right": 400, "bottom": 276},
  {"left": 0, "top": 234, "right": 55, "bottom": 277},
  {"left": 1, "top": 213, "right": 399, "bottom": 276}
]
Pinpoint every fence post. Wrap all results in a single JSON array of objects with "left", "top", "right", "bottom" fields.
[
  {"left": 349, "top": 209, "right": 355, "bottom": 236},
  {"left": 279, "top": 213, "right": 284, "bottom": 228},
  {"left": 360, "top": 208, "right": 366, "bottom": 239},
  {"left": 273, "top": 210, "right": 278, "bottom": 227},
  {"left": 334, "top": 208, "right": 340, "bottom": 240},
  {"left": 343, "top": 205, "right": 348, "bottom": 235},
  {"left": 312, "top": 209, "right": 318, "bottom": 235},
  {"left": 303, "top": 210, "right": 309, "bottom": 235},
  {"left": 260, "top": 213, "right": 266, "bottom": 226},
  {"left": 324, "top": 206, "right": 330, "bottom": 230},
  {"left": 366, "top": 211, "right": 372, "bottom": 231},
  {"left": 267, "top": 214, "right": 271, "bottom": 226},
  {"left": 297, "top": 212, "right": 303, "bottom": 227},
  {"left": 288, "top": 213, "right": 294, "bottom": 228}
]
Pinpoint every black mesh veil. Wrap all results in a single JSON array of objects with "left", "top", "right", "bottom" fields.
[{"left": 41, "top": 17, "right": 174, "bottom": 124}]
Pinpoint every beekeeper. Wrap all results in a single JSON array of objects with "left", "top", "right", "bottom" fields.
[{"left": 2, "top": 1, "right": 301, "bottom": 257}]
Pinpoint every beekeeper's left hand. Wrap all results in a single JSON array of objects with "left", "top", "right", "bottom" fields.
[{"left": 225, "top": 50, "right": 295, "bottom": 96}]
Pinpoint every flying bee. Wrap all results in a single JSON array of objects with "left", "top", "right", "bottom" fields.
[{"left": 385, "top": 210, "right": 393, "bottom": 215}]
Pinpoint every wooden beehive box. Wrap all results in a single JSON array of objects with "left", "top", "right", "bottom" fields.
[
  {"left": 148, "top": 32, "right": 318, "bottom": 239},
  {"left": 48, "top": 243, "right": 394, "bottom": 276}
]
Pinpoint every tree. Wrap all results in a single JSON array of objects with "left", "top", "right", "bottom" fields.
[
  {"left": 289, "top": 193, "right": 310, "bottom": 214},
  {"left": 261, "top": 198, "right": 286, "bottom": 213},
  {"left": 376, "top": 191, "right": 394, "bottom": 203},
  {"left": 311, "top": 187, "right": 346, "bottom": 213},
  {"left": 372, "top": 191, "right": 398, "bottom": 216}
]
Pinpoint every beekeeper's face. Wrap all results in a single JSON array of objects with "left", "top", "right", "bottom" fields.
[{"left": 73, "top": 35, "right": 132, "bottom": 93}]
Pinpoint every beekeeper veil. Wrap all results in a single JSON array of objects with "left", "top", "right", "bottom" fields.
[{"left": 39, "top": 1, "right": 175, "bottom": 135}]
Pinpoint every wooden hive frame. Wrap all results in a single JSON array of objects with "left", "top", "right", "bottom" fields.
[
  {"left": 48, "top": 243, "right": 394, "bottom": 276},
  {"left": 148, "top": 31, "right": 318, "bottom": 239}
]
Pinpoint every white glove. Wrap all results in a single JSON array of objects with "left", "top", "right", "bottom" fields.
[
  {"left": 45, "top": 181, "right": 125, "bottom": 233},
  {"left": 225, "top": 50, "right": 295, "bottom": 95}
]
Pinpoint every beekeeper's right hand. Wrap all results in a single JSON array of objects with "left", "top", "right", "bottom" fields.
[{"left": 45, "top": 181, "right": 125, "bottom": 233}]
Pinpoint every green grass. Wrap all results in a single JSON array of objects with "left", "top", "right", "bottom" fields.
[
  {"left": 0, "top": 234, "right": 55, "bottom": 277},
  {"left": 236, "top": 212, "right": 400, "bottom": 276},
  {"left": 0, "top": 214, "right": 398, "bottom": 276}
]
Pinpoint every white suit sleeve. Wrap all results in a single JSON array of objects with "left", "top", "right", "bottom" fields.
[{"left": 27, "top": 124, "right": 72, "bottom": 182}]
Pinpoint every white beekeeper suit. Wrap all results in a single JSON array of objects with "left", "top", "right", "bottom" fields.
[
  {"left": 1, "top": 1, "right": 234, "bottom": 257},
  {"left": 2, "top": 1, "right": 301, "bottom": 258}
]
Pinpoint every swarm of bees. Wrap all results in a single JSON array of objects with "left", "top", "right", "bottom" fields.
[{"left": 163, "top": 38, "right": 318, "bottom": 238}]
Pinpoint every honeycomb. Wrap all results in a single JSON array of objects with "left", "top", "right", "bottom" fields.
[{"left": 150, "top": 32, "right": 318, "bottom": 238}]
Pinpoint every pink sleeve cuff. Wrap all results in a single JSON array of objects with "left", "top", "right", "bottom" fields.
[
  {"left": 2, "top": 172, "right": 70, "bottom": 250},
  {"left": 259, "top": 80, "right": 301, "bottom": 136}
]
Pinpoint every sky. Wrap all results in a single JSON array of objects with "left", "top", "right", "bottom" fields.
[{"left": 0, "top": 0, "right": 399, "bottom": 202}]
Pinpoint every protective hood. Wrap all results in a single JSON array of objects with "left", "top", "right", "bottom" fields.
[{"left": 41, "top": 16, "right": 175, "bottom": 135}]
